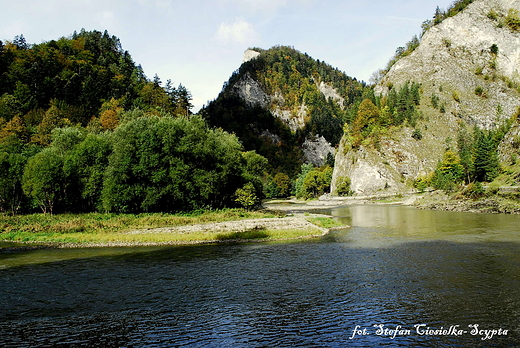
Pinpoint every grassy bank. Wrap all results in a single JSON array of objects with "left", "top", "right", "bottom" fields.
[{"left": 0, "top": 209, "right": 343, "bottom": 247}]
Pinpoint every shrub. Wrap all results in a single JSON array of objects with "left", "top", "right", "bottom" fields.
[
  {"left": 412, "top": 128, "right": 423, "bottom": 140},
  {"left": 335, "top": 176, "right": 352, "bottom": 196},
  {"left": 462, "top": 181, "right": 485, "bottom": 199},
  {"left": 506, "top": 8, "right": 520, "bottom": 31},
  {"left": 452, "top": 90, "right": 461, "bottom": 102},
  {"left": 414, "top": 175, "right": 431, "bottom": 193},
  {"left": 475, "top": 86, "right": 486, "bottom": 97},
  {"left": 234, "top": 182, "right": 261, "bottom": 210}
]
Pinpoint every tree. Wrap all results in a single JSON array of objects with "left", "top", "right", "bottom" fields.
[
  {"left": 431, "top": 150, "right": 464, "bottom": 191},
  {"left": 63, "top": 132, "right": 111, "bottom": 212},
  {"left": 273, "top": 172, "right": 291, "bottom": 197},
  {"left": 99, "top": 98, "right": 124, "bottom": 130},
  {"left": 234, "top": 182, "right": 260, "bottom": 210},
  {"left": 351, "top": 98, "right": 380, "bottom": 146},
  {"left": 22, "top": 147, "right": 65, "bottom": 214},
  {"left": 473, "top": 130, "right": 499, "bottom": 182},
  {"left": 102, "top": 115, "right": 257, "bottom": 213},
  {"left": 0, "top": 151, "right": 27, "bottom": 215}
]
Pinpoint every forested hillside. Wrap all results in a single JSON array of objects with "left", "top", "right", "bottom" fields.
[
  {"left": 201, "top": 46, "right": 369, "bottom": 198},
  {"left": 0, "top": 30, "right": 265, "bottom": 215}
]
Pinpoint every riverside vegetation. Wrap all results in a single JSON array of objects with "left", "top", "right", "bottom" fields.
[{"left": 0, "top": 209, "right": 345, "bottom": 247}]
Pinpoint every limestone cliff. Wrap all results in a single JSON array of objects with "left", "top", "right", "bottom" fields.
[
  {"left": 332, "top": 0, "right": 520, "bottom": 195},
  {"left": 204, "top": 46, "right": 367, "bottom": 172}
]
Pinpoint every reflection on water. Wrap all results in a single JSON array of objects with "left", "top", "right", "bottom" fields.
[{"left": 0, "top": 205, "right": 519, "bottom": 347}]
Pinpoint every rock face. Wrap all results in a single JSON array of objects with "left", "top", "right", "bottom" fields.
[
  {"left": 332, "top": 0, "right": 520, "bottom": 195},
  {"left": 375, "top": 0, "right": 520, "bottom": 129},
  {"left": 302, "top": 135, "right": 335, "bottom": 166},
  {"left": 243, "top": 49, "right": 261, "bottom": 63},
  {"left": 228, "top": 49, "right": 347, "bottom": 166},
  {"left": 232, "top": 72, "right": 270, "bottom": 108}
]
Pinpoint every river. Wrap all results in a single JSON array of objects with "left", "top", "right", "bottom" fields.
[{"left": 0, "top": 205, "right": 519, "bottom": 347}]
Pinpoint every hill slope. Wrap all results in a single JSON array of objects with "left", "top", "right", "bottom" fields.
[
  {"left": 201, "top": 46, "right": 369, "bottom": 176},
  {"left": 332, "top": 0, "right": 520, "bottom": 195}
]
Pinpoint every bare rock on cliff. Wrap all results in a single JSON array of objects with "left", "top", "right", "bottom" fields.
[{"left": 333, "top": 0, "right": 520, "bottom": 196}]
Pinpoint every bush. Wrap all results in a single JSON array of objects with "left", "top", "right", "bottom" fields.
[
  {"left": 462, "top": 181, "right": 485, "bottom": 199},
  {"left": 414, "top": 175, "right": 431, "bottom": 193},
  {"left": 335, "top": 176, "right": 352, "bottom": 196},
  {"left": 412, "top": 128, "right": 423, "bottom": 140},
  {"left": 234, "top": 182, "right": 261, "bottom": 210},
  {"left": 295, "top": 164, "right": 333, "bottom": 199},
  {"left": 506, "top": 8, "right": 520, "bottom": 31},
  {"left": 452, "top": 90, "right": 461, "bottom": 102}
]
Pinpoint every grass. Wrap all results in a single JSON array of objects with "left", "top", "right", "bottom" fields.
[
  {"left": 306, "top": 217, "right": 345, "bottom": 229},
  {"left": 0, "top": 209, "right": 329, "bottom": 247}
]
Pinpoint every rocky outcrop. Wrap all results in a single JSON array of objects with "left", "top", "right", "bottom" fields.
[
  {"left": 333, "top": 0, "right": 520, "bottom": 195},
  {"left": 318, "top": 81, "right": 345, "bottom": 108},
  {"left": 243, "top": 49, "right": 261, "bottom": 63},
  {"left": 232, "top": 72, "right": 270, "bottom": 108},
  {"left": 302, "top": 135, "right": 335, "bottom": 167},
  {"left": 375, "top": 0, "right": 520, "bottom": 128}
]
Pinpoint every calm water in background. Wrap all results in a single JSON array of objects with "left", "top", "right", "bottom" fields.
[{"left": 0, "top": 205, "right": 519, "bottom": 347}]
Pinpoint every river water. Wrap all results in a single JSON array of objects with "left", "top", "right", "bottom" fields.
[{"left": 0, "top": 205, "right": 519, "bottom": 347}]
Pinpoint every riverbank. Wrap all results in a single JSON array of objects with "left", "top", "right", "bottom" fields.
[
  {"left": 0, "top": 209, "right": 347, "bottom": 249},
  {"left": 264, "top": 189, "right": 520, "bottom": 214}
]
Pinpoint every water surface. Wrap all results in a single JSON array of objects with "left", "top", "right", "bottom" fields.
[{"left": 1, "top": 205, "right": 519, "bottom": 347}]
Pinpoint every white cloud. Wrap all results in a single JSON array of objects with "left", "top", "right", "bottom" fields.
[{"left": 215, "top": 19, "right": 258, "bottom": 45}]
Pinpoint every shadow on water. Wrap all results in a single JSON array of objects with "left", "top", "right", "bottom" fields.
[{"left": 1, "top": 205, "right": 520, "bottom": 347}]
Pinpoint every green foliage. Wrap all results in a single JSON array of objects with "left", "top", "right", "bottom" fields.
[
  {"left": 334, "top": 176, "right": 352, "bottom": 196},
  {"left": 487, "top": 9, "right": 499, "bottom": 21},
  {"left": 202, "top": 45, "right": 368, "bottom": 177},
  {"left": 385, "top": 35, "right": 421, "bottom": 72},
  {"left": 473, "top": 129, "right": 500, "bottom": 182},
  {"left": 63, "top": 133, "right": 112, "bottom": 212},
  {"left": 414, "top": 175, "right": 431, "bottom": 193},
  {"left": 457, "top": 124, "right": 474, "bottom": 183},
  {"left": 385, "top": 81, "right": 421, "bottom": 126},
  {"left": 431, "top": 150, "right": 464, "bottom": 191},
  {"left": 461, "top": 181, "right": 485, "bottom": 199},
  {"left": 506, "top": 9, "right": 520, "bottom": 31},
  {"left": 452, "top": 90, "right": 461, "bottom": 102},
  {"left": 0, "top": 151, "right": 28, "bottom": 215},
  {"left": 351, "top": 98, "right": 380, "bottom": 146},
  {"left": 0, "top": 30, "right": 193, "bottom": 144},
  {"left": 234, "top": 182, "right": 261, "bottom": 210},
  {"left": 202, "top": 96, "right": 302, "bottom": 177},
  {"left": 431, "top": 94, "right": 440, "bottom": 109},
  {"left": 102, "top": 115, "right": 258, "bottom": 213},
  {"left": 22, "top": 147, "right": 65, "bottom": 214},
  {"left": 475, "top": 86, "right": 485, "bottom": 97},
  {"left": 295, "top": 164, "right": 333, "bottom": 199},
  {"left": 412, "top": 128, "right": 423, "bottom": 140},
  {"left": 431, "top": 0, "right": 475, "bottom": 26}
]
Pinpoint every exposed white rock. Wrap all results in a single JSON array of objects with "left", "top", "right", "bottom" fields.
[
  {"left": 375, "top": 0, "right": 520, "bottom": 128},
  {"left": 243, "top": 49, "right": 261, "bottom": 63},
  {"left": 232, "top": 72, "right": 270, "bottom": 108},
  {"left": 333, "top": 0, "right": 520, "bottom": 195},
  {"left": 302, "top": 135, "right": 335, "bottom": 167},
  {"left": 318, "top": 81, "right": 345, "bottom": 108}
]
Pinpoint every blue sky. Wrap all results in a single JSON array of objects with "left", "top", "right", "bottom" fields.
[{"left": 1, "top": 0, "right": 454, "bottom": 111}]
